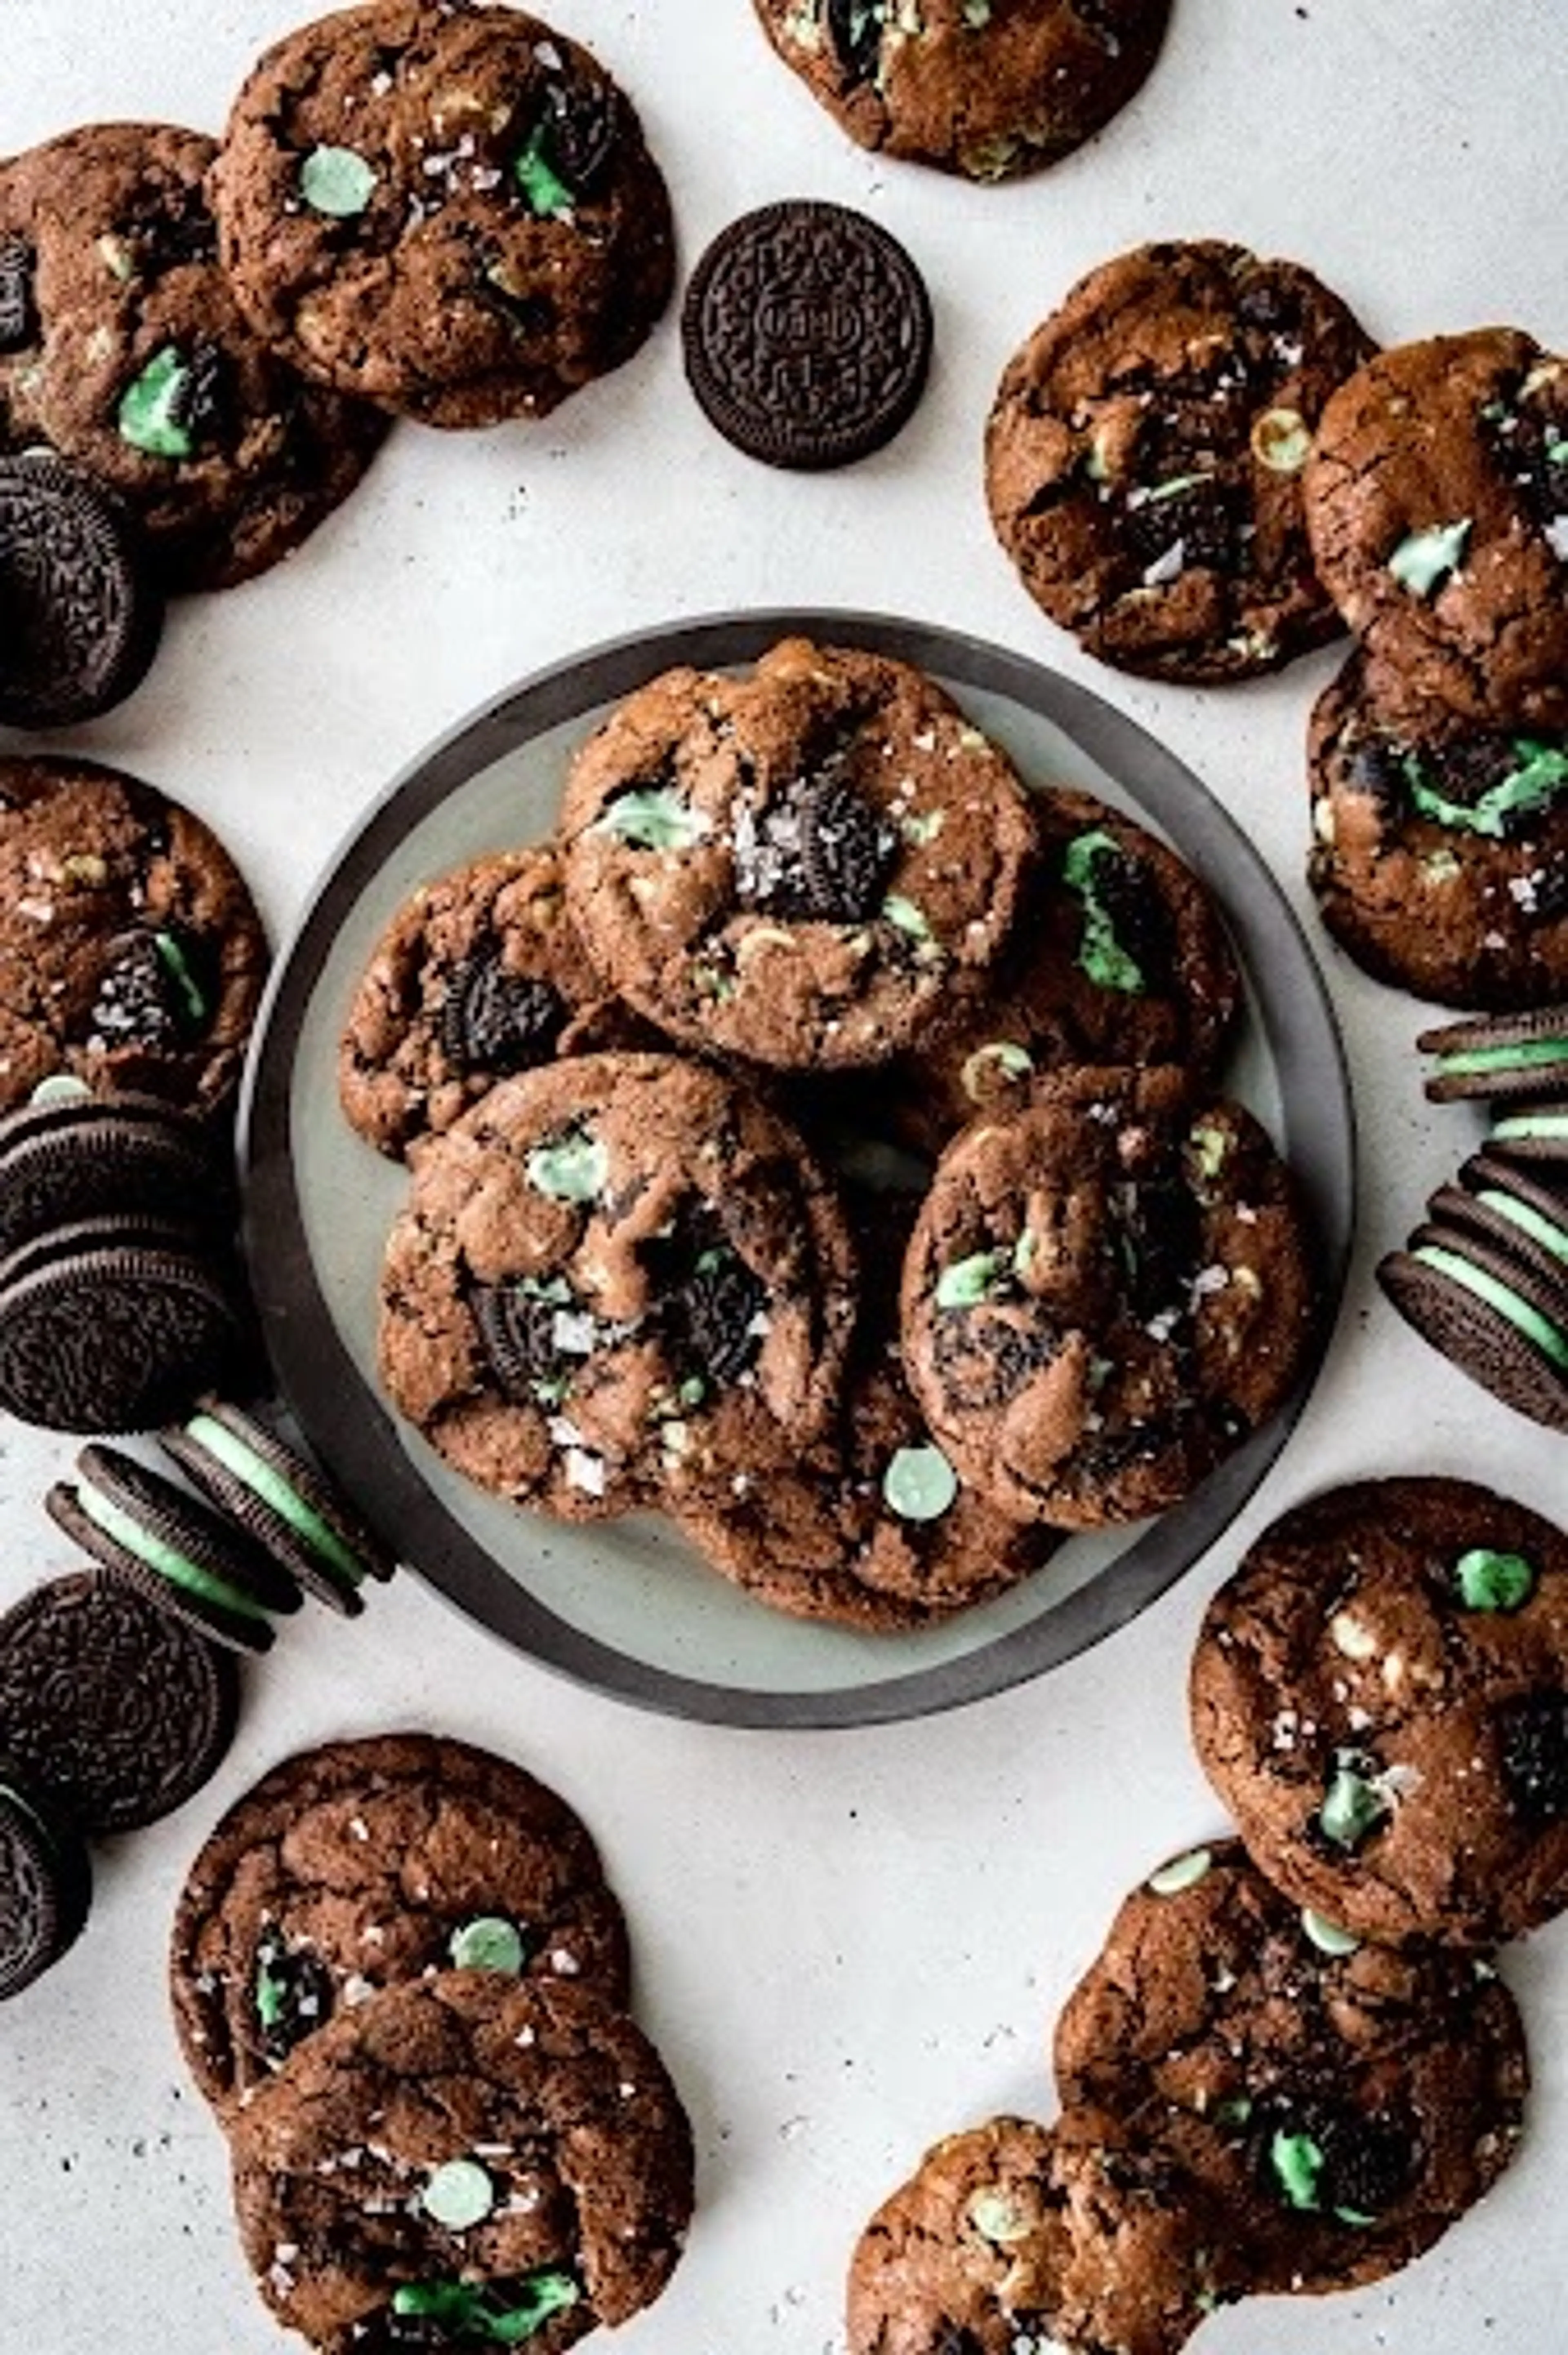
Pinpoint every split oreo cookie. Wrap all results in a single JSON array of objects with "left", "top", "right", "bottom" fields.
[
  {"left": 160, "top": 1399, "right": 397, "bottom": 1617},
  {"left": 1421, "top": 1006, "right": 1568, "bottom": 1106},
  {"left": 0, "top": 1569, "right": 238, "bottom": 1833},
  {"left": 0, "top": 1214, "right": 250, "bottom": 1432},
  {"left": 681, "top": 199, "right": 932, "bottom": 470},
  {"left": 0, "top": 452, "right": 162, "bottom": 728},
  {"left": 1379, "top": 1218, "right": 1568, "bottom": 1435},
  {"left": 0, "top": 1756, "right": 91, "bottom": 1998},
  {"left": 0, "top": 1086, "right": 232, "bottom": 1261},
  {"left": 46, "top": 1442, "right": 303, "bottom": 1653}
]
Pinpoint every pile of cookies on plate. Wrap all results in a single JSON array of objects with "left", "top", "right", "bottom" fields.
[
  {"left": 343, "top": 632, "right": 1319, "bottom": 1629},
  {"left": 167, "top": 1732, "right": 694, "bottom": 2351},
  {"left": 849, "top": 1469, "right": 1568, "bottom": 2353}
]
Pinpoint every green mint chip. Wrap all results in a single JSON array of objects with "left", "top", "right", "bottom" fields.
[
  {"left": 934, "top": 1248, "right": 1008, "bottom": 1309},
  {"left": 592, "top": 785, "right": 709, "bottom": 850},
  {"left": 153, "top": 930, "right": 209, "bottom": 1026},
  {"left": 254, "top": 1947, "right": 287, "bottom": 2031},
  {"left": 513, "top": 123, "right": 575, "bottom": 219},
  {"left": 448, "top": 1915, "right": 528, "bottom": 1973},
  {"left": 882, "top": 1443, "right": 958, "bottom": 1522},
  {"left": 117, "top": 346, "right": 196, "bottom": 459},
  {"left": 882, "top": 894, "right": 932, "bottom": 940},
  {"left": 1406, "top": 738, "right": 1568, "bottom": 837},
  {"left": 526, "top": 1124, "right": 608, "bottom": 1202},
  {"left": 1317, "top": 1758, "right": 1389, "bottom": 1850},
  {"left": 392, "top": 2274, "right": 579, "bottom": 2343},
  {"left": 298, "top": 144, "right": 378, "bottom": 217},
  {"left": 421, "top": 2157, "right": 495, "bottom": 2230},
  {"left": 1061, "top": 829, "right": 1145, "bottom": 995},
  {"left": 1454, "top": 1547, "right": 1536, "bottom": 1612},
  {"left": 1388, "top": 518, "right": 1471, "bottom": 597},
  {"left": 1301, "top": 1907, "right": 1361, "bottom": 1957},
  {"left": 1146, "top": 1846, "right": 1212, "bottom": 1896},
  {"left": 962, "top": 0, "right": 992, "bottom": 22},
  {"left": 1270, "top": 2130, "right": 1325, "bottom": 2211}
]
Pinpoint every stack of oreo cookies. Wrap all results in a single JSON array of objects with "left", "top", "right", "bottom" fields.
[
  {"left": 167, "top": 1732, "right": 694, "bottom": 2349},
  {"left": 342, "top": 633, "right": 1322, "bottom": 1629},
  {"left": 1376, "top": 1007, "right": 1568, "bottom": 1434},
  {"left": 848, "top": 1470, "right": 1564, "bottom": 2352}
]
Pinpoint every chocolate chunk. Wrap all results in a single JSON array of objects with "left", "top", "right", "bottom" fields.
[
  {"left": 0, "top": 453, "right": 163, "bottom": 729},
  {"left": 1496, "top": 1689, "right": 1568, "bottom": 1824},
  {"left": 439, "top": 949, "right": 566, "bottom": 1075},
  {"left": 252, "top": 1926, "right": 336, "bottom": 2067},
  {"left": 825, "top": 0, "right": 885, "bottom": 87},
  {"left": 797, "top": 766, "right": 891, "bottom": 920},
  {"left": 471, "top": 1279, "right": 573, "bottom": 1402},
  {"left": 0, "top": 234, "right": 37, "bottom": 350},
  {"left": 89, "top": 925, "right": 214, "bottom": 1050},
  {"left": 673, "top": 1244, "right": 767, "bottom": 1390},
  {"left": 535, "top": 72, "right": 620, "bottom": 194},
  {"left": 681, "top": 200, "right": 932, "bottom": 471}
]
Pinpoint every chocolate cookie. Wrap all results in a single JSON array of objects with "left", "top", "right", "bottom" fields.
[
  {"left": 1054, "top": 1837, "right": 1528, "bottom": 2294},
  {"left": 753, "top": 0, "right": 1172, "bottom": 181},
  {"left": 169, "top": 1731, "right": 630, "bottom": 2114},
  {"left": 0, "top": 1570, "right": 237, "bottom": 1835},
  {"left": 160, "top": 1399, "right": 398, "bottom": 1617},
  {"left": 681, "top": 201, "right": 931, "bottom": 470},
  {"left": 0, "top": 1760, "right": 92, "bottom": 1999},
  {"left": 559, "top": 639, "right": 1035, "bottom": 1068},
  {"left": 846, "top": 2110, "right": 1238, "bottom": 2355},
  {"left": 1304, "top": 329, "right": 1568, "bottom": 726},
  {"left": 1378, "top": 1219, "right": 1568, "bottom": 1436},
  {"left": 1421, "top": 1006, "right": 1568, "bottom": 1102},
  {"left": 47, "top": 1441, "right": 303, "bottom": 1652},
  {"left": 899, "top": 1067, "right": 1317, "bottom": 1526},
  {"left": 0, "top": 453, "right": 162, "bottom": 726},
  {"left": 1307, "top": 650, "right": 1568, "bottom": 1008},
  {"left": 0, "top": 1087, "right": 229, "bottom": 1261},
  {"left": 339, "top": 846, "right": 629, "bottom": 1160},
  {"left": 886, "top": 785, "right": 1243, "bottom": 1152},
  {"left": 985, "top": 239, "right": 1375, "bottom": 682},
  {"left": 227, "top": 1973, "right": 693, "bottom": 2353},
  {"left": 671, "top": 1193, "right": 1061, "bottom": 1628},
  {"left": 0, "top": 121, "right": 387, "bottom": 592},
  {"left": 211, "top": 0, "right": 674, "bottom": 428},
  {"left": 378, "top": 1050, "right": 858, "bottom": 1518},
  {"left": 1191, "top": 1479, "right": 1568, "bottom": 1946},
  {"left": 0, "top": 754, "right": 268, "bottom": 1117},
  {"left": 0, "top": 1216, "right": 251, "bottom": 1433}
]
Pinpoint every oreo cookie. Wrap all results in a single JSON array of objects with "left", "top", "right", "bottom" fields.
[
  {"left": 681, "top": 200, "right": 932, "bottom": 470},
  {"left": 1421, "top": 1006, "right": 1568, "bottom": 1106},
  {"left": 0, "top": 1086, "right": 231, "bottom": 1261},
  {"left": 160, "top": 1399, "right": 397, "bottom": 1617},
  {"left": 0, "top": 1215, "right": 249, "bottom": 1432},
  {"left": 1441, "top": 1152, "right": 1568, "bottom": 1285},
  {"left": 0, "top": 1569, "right": 238, "bottom": 1833},
  {"left": 0, "top": 1757, "right": 91, "bottom": 1998},
  {"left": 1379, "top": 1218, "right": 1568, "bottom": 1435},
  {"left": 0, "top": 452, "right": 162, "bottom": 727},
  {"left": 46, "top": 1441, "right": 303, "bottom": 1653},
  {"left": 1488, "top": 1103, "right": 1568, "bottom": 1172}
]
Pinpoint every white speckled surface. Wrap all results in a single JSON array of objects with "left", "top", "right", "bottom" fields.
[{"left": 1, "top": 4, "right": 1565, "bottom": 2351}]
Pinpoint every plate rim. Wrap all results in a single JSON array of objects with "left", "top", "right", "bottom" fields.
[{"left": 238, "top": 606, "right": 1356, "bottom": 1731}]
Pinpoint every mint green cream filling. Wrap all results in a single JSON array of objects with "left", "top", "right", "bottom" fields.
[
  {"left": 76, "top": 1482, "right": 270, "bottom": 1622},
  {"left": 1414, "top": 1244, "right": 1568, "bottom": 1369},
  {"left": 1492, "top": 1112, "right": 1568, "bottom": 1141},
  {"left": 1476, "top": 1189, "right": 1568, "bottom": 1265},
  {"left": 1438, "top": 1039, "right": 1568, "bottom": 1075},
  {"left": 185, "top": 1414, "right": 366, "bottom": 1592}
]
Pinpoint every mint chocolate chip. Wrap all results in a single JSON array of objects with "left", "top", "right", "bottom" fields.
[
  {"left": 1146, "top": 1846, "right": 1212, "bottom": 1896},
  {"left": 513, "top": 123, "right": 575, "bottom": 219},
  {"left": 1406, "top": 737, "right": 1568, "bottom": 838},
  {"left": 592, "top": 784, "right": 709, "bottom": 850},
  {"left": 882, "top": 1443, "right": 957, "bottom": 1521},
  {"left": 934, "top": 1248, "right": 1009, "bottom": 1309},
  {"left": 299, "top": 145, "right": 377, "bottom": 217},
  {"left": 1388, "top": 518, "right": 1470, "bottom": 597},
  {"left": 1454, "top": 1548, "right": 1536, "bottom": 1612},
  {"left": 1301, "top": 1907, "right": 1361, "bottom": 1956},
  {"left": 526, "top": 1124, "right": 608, "bottom": 1202},
  {"left": 117, "top": 348, "right": 196, "bottom": 459},
  {"left": 393, "top": 2270, "right": 580, "bottom": 2345},
  {"left": 448, "top": 1915, "right": 528, "bottom": 1973},
  {"left": 1317, "top": 1756, "right": 1389, "bottom": 1850},
  {"left": 1270, "top": 2129, "right": 1325, "bottom": 2210},
  {"left": 421, "top": 2157, "right": 495, "bottom": 2229},
  {"left": 1061, "top": 830, "right": 1147, "bottom": 994}
]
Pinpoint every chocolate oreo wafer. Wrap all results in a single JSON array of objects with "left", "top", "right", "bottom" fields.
[
  {"left": 1421, "top": 1006, "right": 1568, "bottom": 1105},
  {"left": 1379, "top": 1220, "right": 1568, "bottom": 1434},
  {"left": 0, "top": 1757, "right": 91, "bottom": 1999},
  {"left": 681, "top": 199, "right": 932, "bottom": 470},
  {"left": 160, "top": 1399, "right": 396, "bottom": 1616},
  {"left": 0, "top": 1088, "right": 231, "bottom": 1261},
  {"left": 1442, "top": 1152, "right": 1568, "bottom": 1285},
  {"left": 0, "top": 1571, "right": 238, "bottom": 1835},
  {"left": 0, "top": 452, "right": 162, "bottom": 727},
  {"left": 47, "top": 1442, "right": 303, "bottom": 1653},
  {"left": 0, "top": 1215, "right": 249, "bottom": 1432}
]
